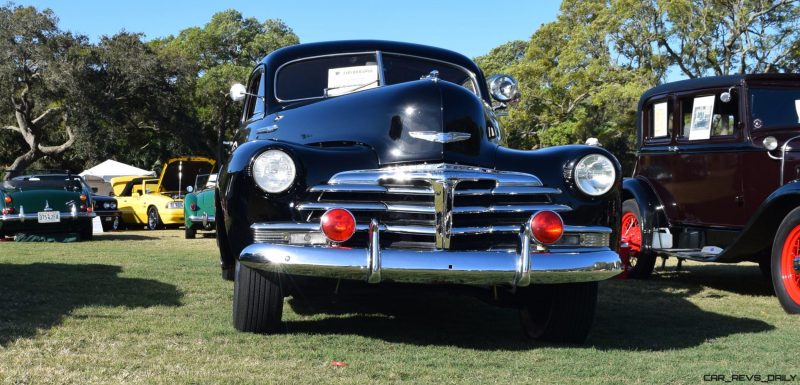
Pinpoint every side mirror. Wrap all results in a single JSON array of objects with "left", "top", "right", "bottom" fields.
[
  {"left": 487, "top": 74, "right": 521, "bottom": 103},
  {"left": 230, "top": 83, "right": 247, "bottom": 102},
  {"left": 186, "top": 185, "right": 194, "bottom": 193}
]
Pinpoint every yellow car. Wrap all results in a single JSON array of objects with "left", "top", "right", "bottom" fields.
[{"left": 110, "top": 156, "right": 215, "bottom": 229}]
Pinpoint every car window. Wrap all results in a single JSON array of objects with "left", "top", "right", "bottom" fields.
[
  {"left": 750, "top": 87, "right": 800, "bottom": 130},
  {"left": 244, "top": 68, "right": 265, "bottom": 121},
  {"left": 679, "top": 92, "right": 738, "bottom": 140},
  {"left": 275, "top": 53, "right": 378, "bottom": 101},
  {"left": 646, "top": 100, "right": 672, "bottom": 140},
  {"left": 274, "top": 53, "right": 477, "bottom": 102},
  {"left": 380, "top": 53, "right": 476, "bottom": 93}
]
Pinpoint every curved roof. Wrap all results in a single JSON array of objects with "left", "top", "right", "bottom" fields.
[
  {"left": 639, "top": 73, "right": 800, "bottom": 106},
  {"left": 261, "top": 40, "right": 483, "bottom": 76}
]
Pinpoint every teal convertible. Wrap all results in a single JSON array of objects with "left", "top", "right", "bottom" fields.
[
  {"left": 183, "top": 174, "right": 216, "bottom": 239},
  {"left": 1, "top": 173, "right": 96, "bottom": 240}
]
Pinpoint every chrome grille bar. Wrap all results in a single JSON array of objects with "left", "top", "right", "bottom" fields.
[{"left": 452, "top": 204, "right": 572, "bottom": 214}]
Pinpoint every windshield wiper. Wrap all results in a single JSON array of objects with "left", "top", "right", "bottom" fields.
[{"left": 324, "top": 80, "right": 378, "bottom": 97}]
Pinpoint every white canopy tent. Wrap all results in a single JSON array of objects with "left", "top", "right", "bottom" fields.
[{"left": 80, "top": 160, "right": 156, "bottom": 195}]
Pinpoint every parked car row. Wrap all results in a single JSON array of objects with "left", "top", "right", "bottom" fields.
[{"left": 1, "top": 156, "right": 218, "bottom": 240}]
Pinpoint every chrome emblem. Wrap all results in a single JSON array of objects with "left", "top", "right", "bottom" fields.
[
  {"left": 409, "top": 131, "right": 471, "bottom": 143},
  {"left": 44, "top": 200, "right": 51, "bottom": 211}
]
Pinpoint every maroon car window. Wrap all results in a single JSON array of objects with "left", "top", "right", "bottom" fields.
[
  {"left": 750, "top": 88, "right": 800, "bottom": 130},
  {"left": 646, "top": 100, "right": 671, "bottom": 140},
  {"left": 678, "top": 92, "right": 738, "bottom": 139}
]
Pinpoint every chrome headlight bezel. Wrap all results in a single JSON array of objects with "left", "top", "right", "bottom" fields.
[
  {"left": 252, "top": 149, "right": 297, "bottom": 194},
  {"left": 573, "top": 154, "right": 616, "bottom": 197}
]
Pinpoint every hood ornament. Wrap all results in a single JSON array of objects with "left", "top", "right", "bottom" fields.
[{"left": 409, "top": 131, "right": 471, "bottom": 143}]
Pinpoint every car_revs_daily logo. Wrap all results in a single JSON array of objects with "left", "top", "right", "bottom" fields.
[{"left": 703, "top": 374, "right": 797, "bottom": 382}]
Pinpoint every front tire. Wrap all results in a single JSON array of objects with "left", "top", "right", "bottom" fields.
[
  {"left": 147, "top": 207, "right": 163, "bottom": 230},
  {"left": 771, "top": 208, "right": 800, "bottom": 314},
  {"left": 621, "top": 199, "right": 657, "bottom": 279},
  {"left": 518, "top": 282, "right": 598, "bottom": 344},
  {"left": 233, "top": 262, "right": 284, "bottom": 333}
]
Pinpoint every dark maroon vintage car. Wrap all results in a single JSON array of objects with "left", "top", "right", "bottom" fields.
[{"left": 622, "top": 74, "right": 800, "bottom": 314}]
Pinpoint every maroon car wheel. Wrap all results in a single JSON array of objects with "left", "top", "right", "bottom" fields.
[
  {"left": 621, "top": 200, "right": 656, "bottom": 279},
  {"left": 773, "top": 209, "right": 800, "bottom": 314}
]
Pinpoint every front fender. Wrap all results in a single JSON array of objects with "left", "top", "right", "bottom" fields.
[{"left": 217, "top": 140, "right": 379, "bottom": 265}]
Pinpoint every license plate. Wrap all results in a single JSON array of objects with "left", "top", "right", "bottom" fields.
[
  {"left": 104, "top": 216, "right": 112, "bottom": 222},
  {"left": 37, "top": 211, "right": 60, "bottom": 223}
]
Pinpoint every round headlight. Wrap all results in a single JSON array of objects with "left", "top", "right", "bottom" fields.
[
  {"left": 103, "top": 202, "right": 110, "bottom": 209},
  {"left": 574, "top": 154, "right": 616, "bottom": 196},
  {"left": 110, "top": 203, "right": 116, "bottom": 209},
  {"left": 252, "top": 149, "right": 297, "bottom": 193}
]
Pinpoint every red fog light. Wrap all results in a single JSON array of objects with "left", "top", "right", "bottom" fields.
[
  {"left": 320, "top": 208, "right": 356, "bottom": 243},
  {"left": 530, "top": 211, "right": 564, "bottom": 244}
]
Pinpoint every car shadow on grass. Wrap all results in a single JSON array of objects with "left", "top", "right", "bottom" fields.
[
  {"left": 95, "top": 233, "right": 160, "bottom": 241},
  {"left": 0, "top": 263, "right": 182, "bottom": 346},
  {"left": 653, "top": 263, "right": 775, "bottom": 297},
  {"left": 281, "top": 276, "right": 773, "bottom": 351}
]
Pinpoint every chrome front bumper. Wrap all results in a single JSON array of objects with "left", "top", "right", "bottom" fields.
[{"left": 240, "top": 219, "right": 621, "bottom": 287}]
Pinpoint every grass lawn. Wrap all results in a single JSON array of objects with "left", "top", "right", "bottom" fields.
[{"left": 0, "top": 230, "right": 798, "bottom": 384}]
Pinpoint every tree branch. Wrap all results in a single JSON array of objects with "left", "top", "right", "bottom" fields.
[
  {"left": 31, "top": 107, "right": 63, "bottom": 126},
  {"left": 37, "top": 113, "right": 75, "bottom": 155}
]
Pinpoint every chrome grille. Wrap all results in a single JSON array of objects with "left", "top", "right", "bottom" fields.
[{"left": 296, "top": 163, "right": 571, "bottom": 250}]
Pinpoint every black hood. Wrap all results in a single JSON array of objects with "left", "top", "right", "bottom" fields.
[{"left": 260, "top": 79, "right": 497, "bottom": 167}]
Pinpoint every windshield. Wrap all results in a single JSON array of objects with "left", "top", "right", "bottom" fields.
[
  {"left": 3, "top": 175, "right": 85, "bottom": 192},
  {"left": 275, "top": 52, "right": 477, "bottom": 102},
  {"left": 750, "top": 87, "right": 800, "bottom": 130}
]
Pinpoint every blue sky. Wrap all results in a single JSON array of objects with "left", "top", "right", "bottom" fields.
[{"left": 15, "top": 0, "right": 561, "bottom": 59}]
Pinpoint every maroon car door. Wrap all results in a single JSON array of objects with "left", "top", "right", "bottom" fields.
[{"left": 637, "top": 90, "right": 746, "bottom": 228}]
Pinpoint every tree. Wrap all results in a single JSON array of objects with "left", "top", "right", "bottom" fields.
[
  {"left": 0, "top": 5, "right": 90, "bottom": 179},
  {"left": 155, "top": 10, "right": 299, "bottom": 163}
]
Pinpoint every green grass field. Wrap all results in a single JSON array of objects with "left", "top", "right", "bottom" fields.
[{"left": 0, "top": 230, "right": 798, "bottom": 384}]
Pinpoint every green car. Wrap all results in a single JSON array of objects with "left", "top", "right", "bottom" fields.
[
  {"left": 1, "top": 173, "right": 96, "bottom": 240},
  {"left": 183, "top": 174, "right": 216, "bottom": 239}
]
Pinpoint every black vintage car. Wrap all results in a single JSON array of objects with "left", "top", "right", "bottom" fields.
[
  {"left": 622, "top": 74, "right": 800, "bottom": 314},
  {"left": 217, "top": 40, "right": 622, "bottom": 343}
]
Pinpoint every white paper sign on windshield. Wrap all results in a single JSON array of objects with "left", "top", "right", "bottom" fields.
[
  {"left": 653, "top": 102, "right": 668, "bottom": 137},
  {"left": 326, "top": 65, "right": 379, "bottom": 96},
  {"left": 795, "top": 100, "right": 800, "bottom": 123},
  {"left": 689, "top": 95, "right": 715, "bottom": 140}
]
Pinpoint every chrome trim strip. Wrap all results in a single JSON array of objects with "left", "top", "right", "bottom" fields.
[
  {"left": 384, "top": 203, "right": 435, "bottom": 214},
  {"left": 251, "top": 222, "right": 610, "bottom": 237},
  {"left": 386, "top": 187, "right": 434, "bottom": 195},
  {"left": 296, "top": 202, "right": 388, "bottom": 211},
  {"left": 310, "top": 185, "right": 388, "bottom": 193},
  {"left": 562, "top": 225, "right": 613, "bottom": 234},
  {"left": 455, "top": 186, "right": 562, "bottom": 196},
  {"left": 452, "top": 204, "right": 572, "bottom": 214},
  {"left": 326, "top": 164, "right": 542, "bottom": 187}
]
